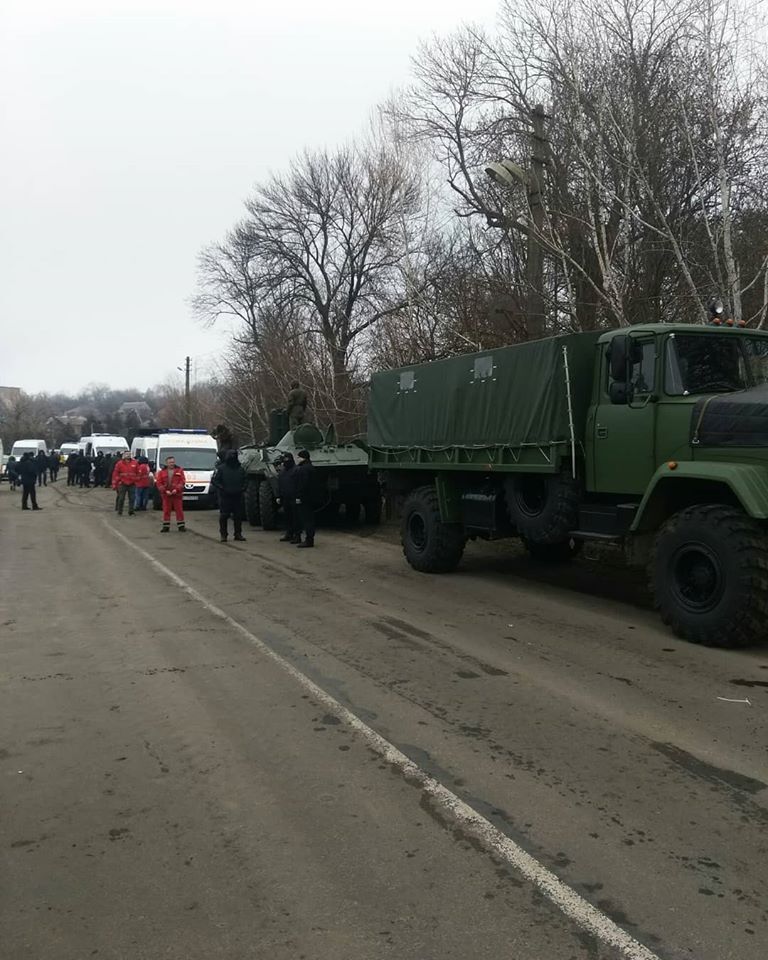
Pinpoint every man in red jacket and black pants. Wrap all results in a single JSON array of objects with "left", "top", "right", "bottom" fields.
[
  {"left": 155, "top": 455, "right": 186, "bottom": 533},
  {"left": 111, "top": 450, "right": 139, "bottom": 517}
]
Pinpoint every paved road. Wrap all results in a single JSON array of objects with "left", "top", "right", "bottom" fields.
[{"left": 1, "top": 482, "right": 767, "bottom": 960}]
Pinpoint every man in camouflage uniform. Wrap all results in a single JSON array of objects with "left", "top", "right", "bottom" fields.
[{"left": 286, "top": 381, "right": 308, "bottom": 429}]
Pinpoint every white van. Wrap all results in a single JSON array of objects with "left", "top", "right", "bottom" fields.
[
  {"left": 80, "top": 434, "right": 129, "bottom": 458},
  {"left": 134, "top": 429, "right": 218, "bottom": 507},
  {"left": 59, "top": 442, "right": 82, "bottom": 462},
  {"left": 10, "top": 438, "right": 48, "bottom": 459}
]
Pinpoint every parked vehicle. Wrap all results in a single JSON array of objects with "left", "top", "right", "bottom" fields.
[
  {"left": 80, "top": 434, "right": 129, "bottom": 458},
  {"left": 10, "top": 438, "right": 48, "bottom": 459},
  {"left": 369, "top": 323, "right": 768, "bottom": 648},
  {"left": 240, "top": 410, "right": 380, "bottom": 530},
  {"left": 132, "top": 429, "right": 218, "bottom": 508},
  {"left": 59, "top": 442, "right": 82, "bottom": 463}
]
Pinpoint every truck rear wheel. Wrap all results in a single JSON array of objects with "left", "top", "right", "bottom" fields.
[
  {"left": 244, "top": 480, "right": 261, "bottom": 527},
  {"left": 505, "top": 469, "right": 580, "bottom": 544},
  {"left": 524, "top": 537, "right": 583, "bottom": 563},
  {"left": 652, "top": 504, "right": 768, "bottom": 648},
  {"left": 402, "top": 486, "right": 465, "bottom": 573},
  {"left": 259, "top": 479, "right": 279, "bottom": 530}
]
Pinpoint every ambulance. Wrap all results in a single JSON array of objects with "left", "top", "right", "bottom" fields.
[{"left": 131, "top": 429, "right": 218, "bottom": 508}]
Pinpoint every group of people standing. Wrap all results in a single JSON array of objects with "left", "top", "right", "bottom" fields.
[
  {"left": 65, "top": 450, "right": 121, "bottom": 488},
  {"left": 109, "top": 451, "right": 186, "bottom": 531},
  {"left": 5, "top": 450, "right": 59, "bottom": 490},
  {"left": 10, "top": 440, "right": 318, "bottom": 548},
  {"left": 208, "top": 447, "right": 315, "bottom": 547}
]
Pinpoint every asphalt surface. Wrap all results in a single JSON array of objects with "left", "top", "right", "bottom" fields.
[{"left": 1, "top": 480, "right": 767, "bottom": 960}]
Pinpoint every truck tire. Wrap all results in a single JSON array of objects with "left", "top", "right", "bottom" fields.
[
  {"left": 244, "top": 480, "right": 261, "bottom": 527},
  {"left": 524, "top": 537, "right": 583, "bottom": 563},
  {"left": 651, "top": 504, "right": 768, "bottom": 648},
  {"left": 345, "top": 501, "right": 361, "bottom": 524},
  {"left": 402, "top": 486, "right": 465, "bottom": 573},
  {"left": 259, "top": 479, "right": 279, "bottom": 530},
  {"left": 505, "top": 469, "right": 580, "bottom": 544}
]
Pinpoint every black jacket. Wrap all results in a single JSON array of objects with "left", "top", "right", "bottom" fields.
[
  {"left": 35, "top": 452, "right": 48, "bottom": 474},
  {"left": 277, "top": 464, "right": 296, "bottom": 500},
  {"left": 18, "top": 457, "right": 38, "bottom": 484},
  {"left": 293, "top": 461, "right": 313, "bottom": 501},
  {"left": 212, "top": 462, "right": 247, "bottom": 496}
]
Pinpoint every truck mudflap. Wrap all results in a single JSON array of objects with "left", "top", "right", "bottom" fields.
[{"left": 632, "top": 461, "right": 768, "bottom": 531}]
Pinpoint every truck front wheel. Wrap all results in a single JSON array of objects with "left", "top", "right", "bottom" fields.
[
  {"left": 244, "top": 480, "right": 261, "bottom": 527},
  {"left": 402, "top": 486, "right": 465, "bottom": 573},
  {"left": 652, "top": 504, "right": 768, "bottom": 648}
]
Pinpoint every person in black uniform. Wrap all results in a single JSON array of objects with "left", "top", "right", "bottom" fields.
[
  {"left": 276, "top": 454, "right": 298, "bottom": 542},
  {"left": 49, "top": 451, "right": 60, "bottom": 482},
  {"left": 35, "top": 450, "right": 48, "bottom": 487},
  {"left": 211, "top": 449, "right": 248, "bottom": 543},
  {"left": 65, "top": 451, "right": 78, "bottom": 485},
  {"left": 18, "top": 453, "right": 42, "bottom": 510},
  {"left": 293, "top": 449, "right": 315, "bottom": 548}
]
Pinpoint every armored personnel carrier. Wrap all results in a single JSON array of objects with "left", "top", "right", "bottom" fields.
[{"left": 240, "top": 410, "right": 380, "bottom": 530}]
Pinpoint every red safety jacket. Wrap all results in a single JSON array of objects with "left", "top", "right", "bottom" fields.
[
  {"left": 134, "top": 462, "right": 151, "bottom": 489},
  {"left": 156, "top": 466, "right": 186, "bottom": 496},
  {"left": 112, "top": 458, "right": 139, "bottom": 489}
]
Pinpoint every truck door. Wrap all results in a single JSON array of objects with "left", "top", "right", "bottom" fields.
[{"left": 590, "top": 335, "right": 658, "bottom": 495}]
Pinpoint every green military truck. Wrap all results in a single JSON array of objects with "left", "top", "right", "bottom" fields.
[{"left": 368, "top": 324, "right": 768, "bottom": 647}]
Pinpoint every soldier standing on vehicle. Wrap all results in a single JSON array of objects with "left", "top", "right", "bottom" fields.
[
  {"left": 276, "top": 454, "right": 298, "bottom": 542},
  {"left": 155, "top": 456, "right": 186, "bottom": 533},
  {"left": 286, "top": 381, "right": 308, "bottom": 428},
  {"left": 211, "top": 449, "right": 247, "bottom": 543},
  {"left": 293, "top": 449, "right": 315, "bottom": 548},
  {"left": 18, "top": 453, "right": 42, "bottom": 511},
  {"left": 111, "top": 450, "right": 138, "bottom": 516}
]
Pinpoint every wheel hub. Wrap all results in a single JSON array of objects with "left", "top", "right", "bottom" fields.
[{"left": 671, "top": 543, "right": 724, "bottom": 613}]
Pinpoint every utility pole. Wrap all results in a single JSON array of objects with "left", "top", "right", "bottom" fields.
[
  {"left": 184, "top": 356, "right": 191, "bottom": 428},
  {"left": 484, "top": 103, "right": 549, "bottom": 341},
  {"left": 526, "top": 105, "right": 547, "bottom": 341}
]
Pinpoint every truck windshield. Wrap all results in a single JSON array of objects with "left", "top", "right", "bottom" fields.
[
  {"left": 665, "top": 334, "right": 768, "bottom": 395},
  {"left": 159, "top": 447, "right": 216, "bottom": 470}
]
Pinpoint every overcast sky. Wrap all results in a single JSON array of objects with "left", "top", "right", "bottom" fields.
[{"left": 0, "top": 0, "right": 499, "bottom": 396}]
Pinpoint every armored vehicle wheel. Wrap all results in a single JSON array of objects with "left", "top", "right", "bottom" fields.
[
  {"left": 244, "top": 480, "right": 261, "bottom": 527},
  {"left": 652, "top": 504, "right": 768, "bottom": 648},
  {"left": 505, "top": 469, "right": 580, "bottom": 544},
  {"left": 363, "top": 495, "right": 382, "bottom": 525},
  {"left": 524, "top": 537, "right": 583, "bottom": 562},
  {"left": 402, "top": 485, "right": 465, "bottom": 573},
  {"left": 259, "top": 479, "right": 279, "bottom": 530}
]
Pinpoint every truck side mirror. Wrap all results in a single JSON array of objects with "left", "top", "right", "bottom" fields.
[
  {"left": 609, "top": 335, "right": 629, "bottom": 382},
  {"left": 609, "top": 381, "right": 630, "bottom": 405}
]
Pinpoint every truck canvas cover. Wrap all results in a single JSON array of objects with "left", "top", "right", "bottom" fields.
[
  {"left": 368, "top": 333, "right": 600, "bottom": 451},
  {"left": 691, "top": 385, "right": 768, "bottom": 447}
]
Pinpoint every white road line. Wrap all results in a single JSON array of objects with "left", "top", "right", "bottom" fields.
[{"left": 106, "top": 520, "right": 663, "bottom": 960}]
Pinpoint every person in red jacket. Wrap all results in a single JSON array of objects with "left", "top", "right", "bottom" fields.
[
  {"left": 155, "top": 455, "right": 186, "bottom": 532},
  {"left": 111, "top": 450, "right": 139, "bottom": 517},
  {"left": 133, "top": 456, "right": 152, "bottom": 511}
]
